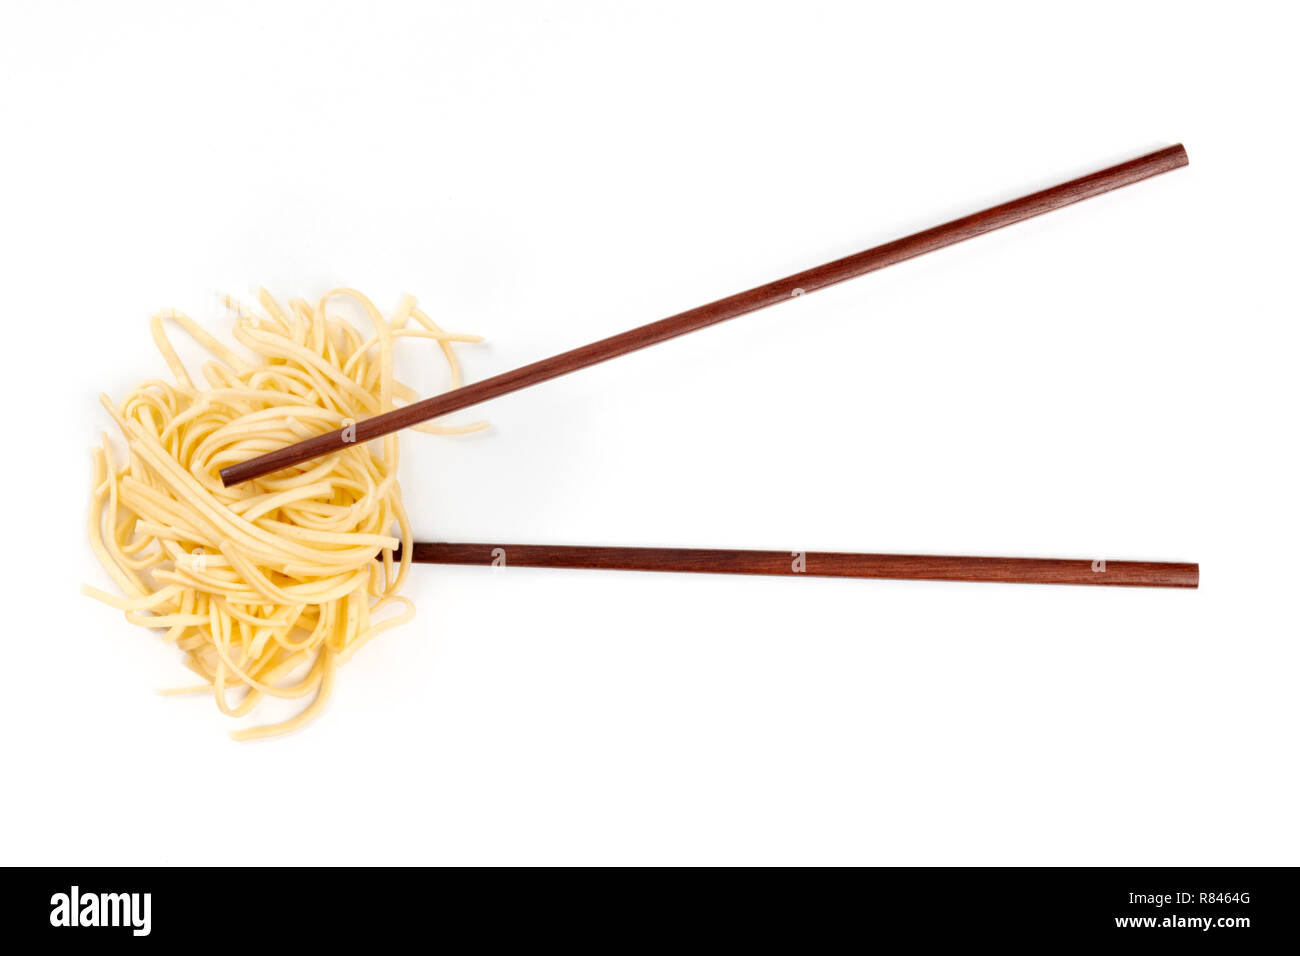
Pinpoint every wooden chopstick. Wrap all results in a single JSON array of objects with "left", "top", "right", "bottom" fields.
[
  {"left": 221, "top": 144, "right": 1188, "bottom": 486},
  {"left": 395, "top": 542, "right": 1199, "bottom": 588}
]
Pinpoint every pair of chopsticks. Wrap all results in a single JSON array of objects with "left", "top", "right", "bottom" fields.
[{"left": 226, "top": 145, "right": 1197, "bottom": 589}]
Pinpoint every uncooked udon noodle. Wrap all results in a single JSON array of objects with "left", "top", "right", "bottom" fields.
[{"left": 84, "top": 289, "right": 486, "bottom": 740}]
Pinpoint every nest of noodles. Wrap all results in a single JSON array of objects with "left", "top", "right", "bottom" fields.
[{"left": 84, "top": 289, "right": 486, "bottom": 739}]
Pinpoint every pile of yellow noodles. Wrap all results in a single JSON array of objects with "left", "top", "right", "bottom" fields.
[{"left": 84, "top": 289, "right": 485, "bottom": 739}]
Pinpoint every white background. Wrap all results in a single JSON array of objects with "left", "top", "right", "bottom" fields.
[{"left": 1, "top": 1, "right": 1296, "bottom": 865}]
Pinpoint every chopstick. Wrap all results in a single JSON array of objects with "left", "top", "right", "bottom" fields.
[
  {"left": 395, "top": 542, "right": 1199, "bottom": 588},
  {"left": 221, "top": 144, "right": 1188, "bottom": 486}
]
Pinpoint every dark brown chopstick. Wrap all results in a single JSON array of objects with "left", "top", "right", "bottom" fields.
[
  {"left": 222, "top": 144, "right": 1188, "bottom": 486},
  {"left": 395, "top": 542, "right": 1198, "bottom": 589}
]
